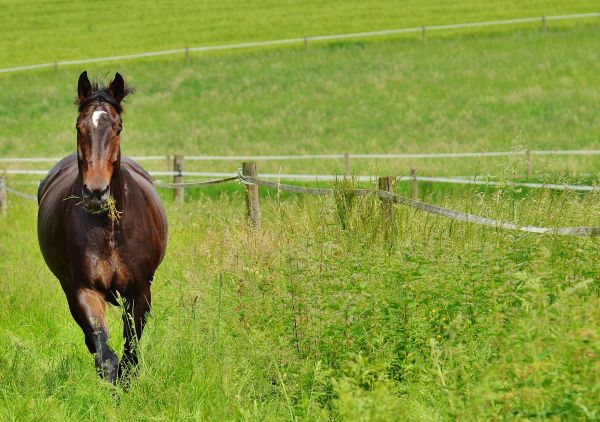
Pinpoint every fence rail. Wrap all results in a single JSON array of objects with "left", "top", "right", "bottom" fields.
[
  {"left": 1, "top": 12, "right": 599, "bottom": 75},
  {"left": 2, "top": 168, "right": 596, "bottom": 192},
  {"left": 2, "top": 162, "right": 598, "bottom": 237},
  {"left": 239, "top": 173, "right": 600, "bottom": 238}
]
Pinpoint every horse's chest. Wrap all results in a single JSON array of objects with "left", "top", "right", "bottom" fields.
[{"left": 86, "top": 246, "right": 134, "bottom": 293}]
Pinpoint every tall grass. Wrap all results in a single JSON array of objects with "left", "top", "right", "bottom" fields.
[{"left": 0, "top": 179, "right": 598, "bottom": 420}]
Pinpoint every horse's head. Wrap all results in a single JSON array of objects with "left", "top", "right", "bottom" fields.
[{"left": 75, "top": 71, "right": 132, "bottom": 212}]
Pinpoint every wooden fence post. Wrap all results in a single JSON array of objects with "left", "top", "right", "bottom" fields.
[
  {"left": 304, "top": 37, "right": 308, "bottom": 50},
  {"left": 0, "top": 176, "right": 7, "bottom": 215},
  {"left": 422, "top": 26, "right": 427, "bottom": 41},
  {"left": 243, "top": 162, "right": 261, "bottom": 229},
  {"left": 173, "top": 154, "right": 184, "bottom": 203},
  {"left": 378, "top": 176, "right": 395, "bottom": 236},
  {"left": 184, "top": 47, "right": 190, "bottom": 64},
  {"left": 526, "top": 149, "right": 532, "bottom": 178},
  {"left": 344, "top": 153, "right": 351, "bottom": 177},
  {"left": 410, "top": 167, "right": 418, "bottom": 200},
  {"left": 542, "top": 16, "right": 547, "bottom": 32}
]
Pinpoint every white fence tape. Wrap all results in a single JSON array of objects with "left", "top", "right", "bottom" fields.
[
  {"left": 414, "top": 176, "right": 596, "bottom": 192},
  {"left": 1, "top": 12, "right": 598, "bottom": 75},
  {"left": 184, "top": 154, "right": 346, "bottom": 161},
  {"left": 4, "top": 169, "right": 594, "bottom": 192},
  {"left": 240, "top": 175, "right": 600, "bottom": 237},
  {"left": 0, "top": 155, "right": 166, "bottom": 163},
  {"left": 5, "top": 187, "right": 37, "bottom": 201}
]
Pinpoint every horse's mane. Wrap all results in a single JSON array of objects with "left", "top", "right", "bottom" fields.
[{"left": 75, "top": 78, "right": 134, "bottom": 114}]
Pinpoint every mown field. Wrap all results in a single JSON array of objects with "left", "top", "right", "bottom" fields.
[
  {"left": 1, "top": 0, "right": 598, "bottom": 68},
  {"left": 1, "top": 1, "right": 600, "bottom": 421}
]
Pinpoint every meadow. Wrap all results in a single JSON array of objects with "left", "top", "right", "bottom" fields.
[
  {"left": 1, "top": 180, "right": 599, "bottom": 420},
  {"left": 1, "top": 22, "right": 600, "bottom": 179},
  {"left": 1, "top": 0, "right": 598, "bottom": 68},
  {"left": 1, "top": 1, "right": 600, "bottom": 420}
]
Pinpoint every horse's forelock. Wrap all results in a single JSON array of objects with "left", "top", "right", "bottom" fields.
[{"left": 75, "top": 80, "right": 133, "bottom": 114}]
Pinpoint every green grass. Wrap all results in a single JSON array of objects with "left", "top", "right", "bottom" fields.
[
  {"left": 1, "top": 0, "right": 598, "bottom": 68},
  {"left": 1, "top": 181, "right": 599, "bottom": 420},
  {"left": 1, "top": 1, "right": 600, "bottom": 420},
  {"left": 1, "top": 24, "right": 600, "bottom": 179}
]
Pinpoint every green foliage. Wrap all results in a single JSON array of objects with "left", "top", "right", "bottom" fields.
[{"left": 0, "top": 182, "right": 598, "bottom": 420}]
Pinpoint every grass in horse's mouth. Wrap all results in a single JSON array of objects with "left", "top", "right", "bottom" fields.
[
  {"left": 63, "top": 195, "right": 122, "bottom": 221},
  {"left": 103, "top": 196, "right": 122, "bottom": 222}
]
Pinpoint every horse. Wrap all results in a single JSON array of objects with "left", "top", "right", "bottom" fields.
[{"left": 37, "top": 71, "right": 168, "bottom": 383}]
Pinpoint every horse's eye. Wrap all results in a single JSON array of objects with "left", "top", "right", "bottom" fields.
[{"left": 116, "top": 128, "right": 122, "bottom": 135}]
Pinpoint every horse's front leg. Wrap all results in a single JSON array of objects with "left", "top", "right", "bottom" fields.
[
  {"left": 70, "top": 288, "right": 119, "bottom": 383},
  {"left": 119, "top": 284, "right": 151, "bottom": 378}
]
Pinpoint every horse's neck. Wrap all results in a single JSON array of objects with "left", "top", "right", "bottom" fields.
[{"left": 110, "top": 161, "right": 125, "bottom": 208}]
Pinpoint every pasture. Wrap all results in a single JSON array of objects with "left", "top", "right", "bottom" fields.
[
  {"left": 2, "top": 184, "right": 599, "bottom": 420},
  {"left": 1, "top": 24, "right": 600, "bottom": 178},
  {"left": 1, "top": 0, "right": 598, "bottom": 68},
  {"left": 1, "top": 1, "right": 600, "bottom": 420}
]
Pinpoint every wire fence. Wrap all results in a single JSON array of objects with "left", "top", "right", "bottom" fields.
[
  {"left": 5, "top": 187, "right": 37, "bottom": 202},
  {"left": 1, "top": 12, "right": 599, "bottom": 75},
  {"left": 2, "top": 165, "right": 598, "bottom": 237},
  {"left": 239, "top": 173, "right": 600, "bottom": 237},
  {"left": 1, "top": 168, "right": 597, "bottom": 192}
]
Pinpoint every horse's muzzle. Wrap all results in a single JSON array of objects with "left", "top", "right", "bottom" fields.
[{"left": 82, "top": 184, "right": 110, "bottom": 213}]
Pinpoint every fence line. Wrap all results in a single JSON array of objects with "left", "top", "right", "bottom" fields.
[
  {"left": 0, "top": 155, "right": 166, "bottom": 163},
  {"left": 414, "top": 176, "right": 597, "bottom": 192},
  {"left": 154, "top": 175, "right": 240, "bottom": 188},
  {"left": 5, "top": 187, "right": 37, "bottom": 202},
  {"left": 2, "top": 168, "right": 596, "bottom": 192},
  {"left": 2, "top": 148, "right": 600, "bottom": 164},
  {"left": 238, "top": 174, "right": 600, "bottom": 238},
  {"left": 3, "top": 167, "right": 598, "bottom": 237},
  {"left": 1, "top": 12, "right": 599, "bottom": 75}
]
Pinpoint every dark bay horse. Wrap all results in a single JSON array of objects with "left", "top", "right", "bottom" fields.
[{"left": 37, "top": 71, "right": 168, "bottom": 383}]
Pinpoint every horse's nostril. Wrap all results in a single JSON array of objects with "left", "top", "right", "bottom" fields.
[
  {"left": 82, "top": 185, "right": 92, "bottom": 199},
  {"left": 83, "top": 184, "right": 109, "bottom": 202},
  {"left": 99, "top": 186, "right": 110, "bottom": 200}
]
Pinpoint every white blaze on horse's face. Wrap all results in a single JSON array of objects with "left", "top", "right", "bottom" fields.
[{"left": 92, "top": 110, "right": 108, "bottom": 128}]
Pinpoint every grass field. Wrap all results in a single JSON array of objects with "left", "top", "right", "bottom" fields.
[
  {"left": 1, "top": 23, "right": 600, "bottom": 179},
  {"left": 1, "top": 0, "right": 598, "bottom": 68},
  {"left": 1, "top": 1, "right": 600, "bottom": 420},
  {"left": 1, "top": 184, "right": 599, "bottom": 420}
]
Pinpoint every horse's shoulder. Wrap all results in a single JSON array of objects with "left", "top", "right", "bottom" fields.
[
  {"left": 121, "top": 157, "right": 167, "bottom": 228},
  {"left": 38, "top": 153, "right": 78, "bottom": 204}
]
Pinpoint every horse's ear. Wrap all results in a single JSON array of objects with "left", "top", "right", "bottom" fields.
[
  {"left": 108, "top": 73, "right": 125, "bottom": 104},
  {"left": 77, "top": 71, "right": 92, "bottom": 102}
]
